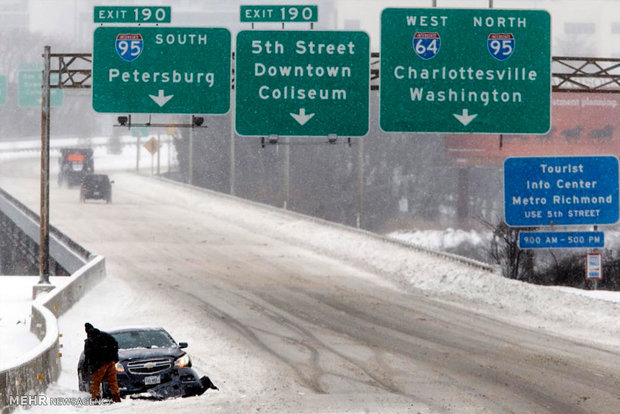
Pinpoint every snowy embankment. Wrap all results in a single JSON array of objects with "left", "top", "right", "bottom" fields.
[
  {"left": 384, "top": 228, "right": 620, "bottom": 345},
  {"left": 0, "top": 278, "right": 44, "bottom": 366},
  {"left": 238, "top": 206, "right": 620, "bottom": 349}
]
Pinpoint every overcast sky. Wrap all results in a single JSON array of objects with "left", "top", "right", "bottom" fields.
[{"left": 21, "top": 0, "right": 620, "bottom": 56}]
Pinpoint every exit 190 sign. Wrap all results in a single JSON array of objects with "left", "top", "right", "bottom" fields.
[{"left": 380, "top": 8, "right": 551, "bottom": 134}]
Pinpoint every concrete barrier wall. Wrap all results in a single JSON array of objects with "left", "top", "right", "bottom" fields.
[{"left": 0, "top": 256, "right": 105, "bottom": 414}]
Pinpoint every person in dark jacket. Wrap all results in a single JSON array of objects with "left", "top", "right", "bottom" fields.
[{"left": 83, "top": 322, "right": 121, "bottom": 402}]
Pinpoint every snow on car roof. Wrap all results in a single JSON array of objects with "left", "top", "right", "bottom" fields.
[{"left": 106, "top": 325, "right": 167, "bottom": 333}]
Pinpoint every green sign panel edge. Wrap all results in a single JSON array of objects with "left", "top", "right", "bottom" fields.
[
  {"left": 18, "top": 70, "right": 64, "bottom": 107},
  {"left": 380, "top": 8, "right": 551, "bottom": 134},
  {"left": 235, "top": 30, "right": 370, "bottom": 137}
]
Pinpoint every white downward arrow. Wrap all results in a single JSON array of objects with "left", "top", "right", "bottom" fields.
[
  {"left": 453, "top": 109, "right": 478, "bottom": 126},
  {"left": 290, "top": 108, "right": 315, "bottom": 126},
  {"left": 149, "top": 89, "right": 174, "bottom": 107}
]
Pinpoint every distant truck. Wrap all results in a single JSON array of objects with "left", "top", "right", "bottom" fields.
[{"left": 58, "top": 148, "right": 94, "bottom": 187}]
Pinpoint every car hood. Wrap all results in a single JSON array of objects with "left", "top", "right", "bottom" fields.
[{"left": 119, "top": 346, "right": 184, "bottom": 361}]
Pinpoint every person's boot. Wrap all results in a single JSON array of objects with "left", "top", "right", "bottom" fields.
[{"left": 200, "top": 376, "right": 219, "bottom": 391}]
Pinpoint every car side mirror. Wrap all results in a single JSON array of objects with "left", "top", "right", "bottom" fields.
[
  {"left": 110, "top": 180, "right": 115, "bottom": 184},
  {"left": 179, "top": 342, "right": 188, "bottom": 349}
]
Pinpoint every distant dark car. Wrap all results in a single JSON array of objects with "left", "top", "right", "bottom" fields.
[
  {"left": 78, "top": 326, "right": 211, "bottom": 399},
  {"left": 80, "top": 174, "right": 112, "bottom": 203}
]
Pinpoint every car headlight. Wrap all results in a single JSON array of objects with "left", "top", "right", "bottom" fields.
[
  {"left": 174, "top": 354, "right": 191, "bottom": 368},
  {"left": 115, "top": 362, "right": 125, "bottom": 373}
]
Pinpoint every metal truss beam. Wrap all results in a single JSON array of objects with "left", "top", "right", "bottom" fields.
[
  {"left": 48, "top": 52, "right": 619, "bottom": 94},
  {"left": 49, "top": 52, "right": 92, "bottom": 89},
  {"left": 552, "top": 56, "right": 620, "bottom": 93}
]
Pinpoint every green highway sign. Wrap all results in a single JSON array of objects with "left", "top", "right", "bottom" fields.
[
  {"left": 0, "top": 75, "right": 6, "bottom": 105},
  {"left": 93, "top": 27, "right": 231, "bottom": 114},
  {"left": 240, "top": 5, "right": 318, "bottom": 22},
  {"left": 236, "top": 30, "right": 369, "bottom": 136},
  {"left": 94, "top": 6, "right": 171, "bottom": 24},
  {"left": 380, "top": 8, "right": 551, "bottom": 134},
  {"left": 131, "top": 126, "right": 149, "bottom": 137},
  {"left": 18, "top": 69, "right": 64, "bottom": 107}
]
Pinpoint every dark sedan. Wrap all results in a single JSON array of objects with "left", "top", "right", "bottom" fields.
[
  {"left": 78, "top": 326, "right": 216, "bottom": 399},
  {"left": 80, "top": 174, "right": 112, "bottom": 203}
]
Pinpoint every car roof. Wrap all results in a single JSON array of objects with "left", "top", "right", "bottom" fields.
[{"left": 107, "top": 326, "right": 168, "bottom": 334}]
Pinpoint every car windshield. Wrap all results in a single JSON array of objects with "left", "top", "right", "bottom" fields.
[
  {"left": 87, "top": 175, "right": 107, "bottom": 184},
  {"left": 112, "top": 330, "right": 176, "bottom": 349}
]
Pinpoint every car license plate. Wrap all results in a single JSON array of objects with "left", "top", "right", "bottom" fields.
[
  {"left": 144, "top": 375, "right": 161, "bottom": 385},
  {"left": 93, "top": 191, "right": 100, "bottom": 196}
]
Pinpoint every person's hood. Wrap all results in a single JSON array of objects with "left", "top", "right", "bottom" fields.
[{"left": 85, "top": 322, "right": 100, "bottom": 338}]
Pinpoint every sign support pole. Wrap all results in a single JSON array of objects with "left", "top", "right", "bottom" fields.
[
  {"left": 135, "top": 129, "right": 141, "bottom": 172},
  {"left": 284, "top": 137, "right": 290, "bottom": 209},
  {"left": 593, "top": 225, "right": 598, "bottom": 290},
  {"left": 38, "top": 46, "right": 51, "bottom": 285},
  {"left": 230, "top": 93, "right": 236, "bottom": 196},
  {"left": 157, "top": 131, "right": 161, "bottom": 176},
  {"left": 188, "top": 116, "right": 194, "bottom": 185},
  {"left": 356, "top": 137, "right": 364, "bottom": 229}
]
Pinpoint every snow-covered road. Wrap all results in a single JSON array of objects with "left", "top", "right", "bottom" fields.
[{"left": 1, "top": 153, "right": 619, "bottom": 414}]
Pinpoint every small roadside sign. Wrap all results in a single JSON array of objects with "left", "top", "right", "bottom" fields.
[
  {"left": 143, "top": 137, "right": 160, "bottom": 155},
  {"left": 586, "top": 252, "right": 602, "bottom": 279}
]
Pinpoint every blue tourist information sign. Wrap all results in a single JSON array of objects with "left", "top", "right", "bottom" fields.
[{"left": 504, "top": 156, "right": 619, "bottom": 227}]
